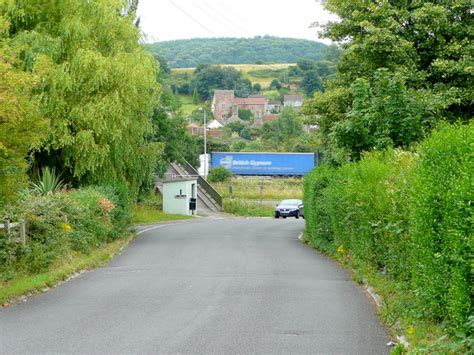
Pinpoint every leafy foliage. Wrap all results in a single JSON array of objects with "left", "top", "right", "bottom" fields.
[
  {"left": 1, "top": 186, "right": 130, "bottom": 280},
  {"left": 0, "top": 16, "right": 47, "bottom": 207},
  {"left": 30, "top": 167, "right": 64, "bottom": 196},
  {"left": 304, "top": 123, "right": 473, "bottom": 343},
  {"left": 146, "top": 36, "right": 327, "bottom": 68},
  {"left": 1, "top": 0, "right": 161, "bottom": 196},
  {"left": 207, "top": 166, "right": 232, "bottom": 183},
  {"left": 192, "top": 65, "right": 251, "bottom": 100},
  {"left": 303, "top": 0, "right": 473, "bottom": 164}
]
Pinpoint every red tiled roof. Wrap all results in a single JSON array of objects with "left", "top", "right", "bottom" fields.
[
  {"left": 263, "top": 114, "right": 278, "bottom": 122},
  {"left": 234, "top": 97, "right": 267, "bottom": 105}
]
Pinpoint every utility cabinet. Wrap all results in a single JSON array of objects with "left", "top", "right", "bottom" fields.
[{"left": 162, "top": 179, "right": 198, "bottom": 216}]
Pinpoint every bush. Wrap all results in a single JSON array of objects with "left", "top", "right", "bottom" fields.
[
  {"left": 409, "top": 122, "right": 473, "bottom": 327},
  {"left": 303, "top": 122, "right": 473, "bottom": 338},
  {"left": 0, "top": 185, "right": 130, "bottom": 280},
  {"left": 208, "top": 166, "right": 232, "bottom": 183}
]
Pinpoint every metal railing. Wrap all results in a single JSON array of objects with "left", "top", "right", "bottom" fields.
[{"left": 181, "top": 160, "right": 223, "bottom": 209}]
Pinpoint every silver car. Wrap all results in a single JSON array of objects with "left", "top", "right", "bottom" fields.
[{"left": 275, "top": 199, "right": 304, "bottom": 219}]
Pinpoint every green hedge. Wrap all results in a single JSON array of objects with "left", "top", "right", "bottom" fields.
[
  {"left": 0, "top": 186, "right": 130, "bottom": 281},
  {"left": 304, "top": 122, "right": 473, "bottom": 330}
]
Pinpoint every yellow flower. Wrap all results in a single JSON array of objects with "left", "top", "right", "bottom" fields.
[
  {"left": 61, "top": 223, "right": 73, "bottom": 233},
  {"left": 337, "top": 244, "right": 345, "bottom": 254},
  {"left": 406, "top": 326, "right": 415, "bottom": 336}
]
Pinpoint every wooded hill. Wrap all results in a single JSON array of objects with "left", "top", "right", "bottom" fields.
[{"left": 146, "top": 36, "right": 327, "bottom": 68}]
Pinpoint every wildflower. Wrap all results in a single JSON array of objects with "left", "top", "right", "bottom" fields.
[
  {"left": 61, "top": 223, "right": 73, "bottom": 233},
  {"left": 406, "top": 326, "right": 415, "bottom": 336},
  {"left": 99, "top": 198, "right": 115, "bottom": 214},
  {"left": 337, "top": 244, "right": 345, "bottom": 254}
]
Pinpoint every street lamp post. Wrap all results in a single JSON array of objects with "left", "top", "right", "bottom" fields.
[{"left": 200, "top": 107, "right": 207, "bottom": 179}]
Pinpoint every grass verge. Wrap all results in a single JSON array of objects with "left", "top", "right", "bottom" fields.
[
  {"left": 132, "top": 204, "right": 192, "bottom": 224},
  {"left": 0, "top": 235, "right": 133, "bottom": 306},
  {"left": 223, "top": 198, "right": 274, "bottom": 217},
  {"left": 302, "top": 233, "right": 472, "bottom": 353}
]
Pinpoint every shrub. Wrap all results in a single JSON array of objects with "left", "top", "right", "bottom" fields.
[
  {"left": 409, "top": 122, "right": 473, "bottom": 327},
  {"left": 303, "top": 122, "right": 473, "bottom": 338},
  {"left": 0, "top": 185, "right": 130, "bottom": 280},
  {"left": 208, "top": 166, "right": 232, "bottom": 183}
]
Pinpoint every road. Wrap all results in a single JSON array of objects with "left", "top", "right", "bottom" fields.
[{"left": 1, "top": 218, "right": 388, "bottom": 354}]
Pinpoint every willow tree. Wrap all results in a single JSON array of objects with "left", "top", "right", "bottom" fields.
[
  {"left": 0, "top": 15, "right": 47, "bottom": 206},
  {"left": 1, "top": 0, "right": 162, "bottom": 196}
]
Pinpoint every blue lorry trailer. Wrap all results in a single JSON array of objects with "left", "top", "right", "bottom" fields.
[{"left": 211, "top": 152, "right": 316, "bottom": 176}]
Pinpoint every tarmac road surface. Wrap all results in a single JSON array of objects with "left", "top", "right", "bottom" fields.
[{"left": 1, "top": 217, "right": 388, "bottom": 354}]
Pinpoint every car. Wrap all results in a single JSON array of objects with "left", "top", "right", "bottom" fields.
[{"left": 275, "top": 199, "right": 304, "bottom": 219}]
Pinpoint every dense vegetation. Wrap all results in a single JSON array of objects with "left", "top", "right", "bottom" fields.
[
  {"left": 303, "top": 0, "right": 472, "bottom": 164},
  {"left": 0, "top": 0, "right": 197, "bottom": 291},
  {"left": 146, "top": 36, "right": 327, "bottom": 68},
  {"left": 304, "top": 123, "right": 473, "bottom": 351},
  {"left": 302, "top": 0, "right": 473, "bottom": 350}
]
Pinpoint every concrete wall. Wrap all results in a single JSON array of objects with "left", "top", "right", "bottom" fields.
[{"left": 163, "top": 179, "right": 198, "bottom": 216}]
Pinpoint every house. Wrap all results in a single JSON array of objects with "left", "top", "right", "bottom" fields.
[
  {"left": 186, "top": 122, "right": 202, "bottom": 136},
  {"left": 211, "top": 90, "right": 268, "bottom": 124},
  {"left": 234, "top": 97, "right": 267, "bottom": 118},
  {"left": 211, "top": 90, "right": 236, "bottom": 123},
  {"left": 267, "top": 100, "right": 282, "bottom": 113},
  {"left": 283, "top": 94, "right": 304, "bottom": 111},
  {"left": 207, "top": 119, "right": 224, "bottom": 129}
]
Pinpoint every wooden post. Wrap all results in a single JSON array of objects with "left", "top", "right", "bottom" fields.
[
  {"left": 19, "top": 219, "right": 26, "bottom": 244},
  {"left": 5, "top": 220, "right": 10, "bottom": 241}
]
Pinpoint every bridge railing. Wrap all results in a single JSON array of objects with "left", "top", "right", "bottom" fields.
[{"left": 181, "top": 160, "right": 223, "bottom": 209}]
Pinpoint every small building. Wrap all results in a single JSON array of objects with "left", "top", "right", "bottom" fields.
[
  {"left": 207, "top": 129, "right": 224, "bottom": 139},
  {"left": 234, "top": 97, "right": 267, "bottom": 118},
  {"left": 186, "top": 123, "right": 201, "bottom": 136},
  {"left": 207, "top": 119, "right": 224, "bottom": 129},
  {"left": 162, "top": 179, "right": 197, "bottom": 216},
  {"left": 283, "top": 94, "right": 304, "bottom": 111},
  {"left": 267, "top": 100, "right": 282, "bottom": 113}
]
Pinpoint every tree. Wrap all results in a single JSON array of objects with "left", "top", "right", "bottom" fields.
[
  {"left": 252, "top": 83, "right": 261, "bottom": 93},
  {"left": 269, "top": 79, "right": 282, "bottom": 90},
  {"left": 262, "top": 107, "right": 304, "bottom": 149},
  {"left": 208, "top": 166, "right": 231, "bottom": 183},
  {"left": 238, "top": 109, "right": 253, "bottom": 121},
  {"left": 304, "top": 0, "right": 473, "bottom": 163},
  {"left": 0, "top": 17, "right": 48, "bottom": 206},
  {"left": 192, "top": 65, "right": 250, "bottom": 100},
  {"left": 301, "top": 70, "right": 323, "bottom": 96},
  {"left": 2, "top": 0, "right": 162, "bottom": 196}
]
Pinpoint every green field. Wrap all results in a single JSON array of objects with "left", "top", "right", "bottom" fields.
[
  {"left": 173, "top": 63, "right": 295, "bottom": 88},
  {"left": 178, "top": 95, "right": 199, "bottom": 115},
  {"left": 212, "top": 177, "right": 303, "bottom": 201}
]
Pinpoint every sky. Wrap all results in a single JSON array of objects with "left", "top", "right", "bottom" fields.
[{"left": 137, "top": 0, "right": 338, "bottom": 44}]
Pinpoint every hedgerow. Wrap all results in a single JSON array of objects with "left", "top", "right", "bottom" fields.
[
  {"left": 304, "top": 122, "right": 472, "bottom": 343},
  {"left": 0, "top": 185, "right": 130, "bottom": 281}
]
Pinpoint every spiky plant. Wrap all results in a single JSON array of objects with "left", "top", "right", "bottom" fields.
[{"left": 30, "top": 167, "right": 64, "bottom": 195}]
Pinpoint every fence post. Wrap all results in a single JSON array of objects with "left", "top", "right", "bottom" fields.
[
  {"left": 20, "top": 219, "right": 26, "bottom": 244},
  {"left": 5, "top": 220, "right": 11, "bottom": 241}
]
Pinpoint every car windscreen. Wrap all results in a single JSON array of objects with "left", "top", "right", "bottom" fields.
[{"left": 280, "top": 200, "right": 300, "bottom": 206}]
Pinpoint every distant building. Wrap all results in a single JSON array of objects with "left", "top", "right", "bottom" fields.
[
  {"left": 234, "top": 97, "right": 267, "bottom": 118},
  {"left": 207, "top": 119, "right": 224, "bottom": 129},
  {"left": 267, "top": 100, "right": 282, "bottom": 113},
  {"left": 283, "top": 94, "right": 304, "bottom": 111},
  {"left": 186, "top": 122, "right": 201, "bottom": 136},
  {"left": 211, "top": 90, "right": 268, "bottom": 124},
  {"left": 211, "top": 90, "right": 236, "bottom": 123}
]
